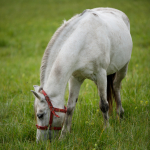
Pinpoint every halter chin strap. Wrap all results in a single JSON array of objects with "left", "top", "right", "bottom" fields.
[{"left": 36, "top": 90, "right": 67, "bottom": 130}]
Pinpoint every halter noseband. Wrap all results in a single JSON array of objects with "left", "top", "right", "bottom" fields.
[{"left": 36, "top": 90, "right": 67, "bottom": 130}]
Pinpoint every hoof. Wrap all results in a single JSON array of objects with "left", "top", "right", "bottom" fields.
[
  {"left": 58, "top": 136, "right": 63, "bottom": 141},
  {"left": 120, "top": 108, "right": 124, "bottom": 118},
  {"left": 117, "top": 107, "right": 124, "bottom": 119},
  {"left": 59, "top": 132, "right": 65, "bottom": 140}
]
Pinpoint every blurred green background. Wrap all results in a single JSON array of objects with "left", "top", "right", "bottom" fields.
[{"left": 0, "top": 0, "right": 149, "bottom": 149}]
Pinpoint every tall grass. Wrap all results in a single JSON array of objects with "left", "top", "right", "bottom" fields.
[{"left": 0, "top": 0, "right": 149, "bottom": 149}]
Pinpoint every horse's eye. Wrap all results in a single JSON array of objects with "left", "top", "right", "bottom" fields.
[{"left": 37, "top": 113, "right": 44, "bottom": 119}]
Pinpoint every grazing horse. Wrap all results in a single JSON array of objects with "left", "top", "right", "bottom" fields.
[{"left": 31, "top": 8, "right": 132, "bottom": 142}]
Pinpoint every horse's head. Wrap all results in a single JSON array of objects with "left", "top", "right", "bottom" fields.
[{"left": 31, "top": 85, "right": 66, "bottom": 142}]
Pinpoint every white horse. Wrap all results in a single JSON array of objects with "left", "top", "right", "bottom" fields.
[{"left": 31, "top": 8, "right": 132, "bottom": 142}]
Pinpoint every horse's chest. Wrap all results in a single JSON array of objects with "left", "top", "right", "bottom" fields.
[{"left": 72, "top": 67, "right": 97, "bottom": 81}]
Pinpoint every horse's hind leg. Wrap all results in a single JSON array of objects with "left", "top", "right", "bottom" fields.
[
  {"left": 113, "top": 63, "right": 129, "bottom": 118},
  {"left": 96, "top": 69, "right": 109, "bottom": 127},
  {"left": 59, "top": 76, "right": 84, "bottom": 139}
]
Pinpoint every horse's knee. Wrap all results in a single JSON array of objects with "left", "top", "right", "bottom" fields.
[
  {"left": 67, "top": 106, "right": 74, "bottom": 115},
  {"left": 100, "top": 103, "right": 109, "bottom": 113},
  {"left": 99, "top": 97, "right": 109, "bottom": 113}
]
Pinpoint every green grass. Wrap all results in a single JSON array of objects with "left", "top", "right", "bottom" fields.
[{"left": 0, "top": 0, "right": 149, "bottom": 149}]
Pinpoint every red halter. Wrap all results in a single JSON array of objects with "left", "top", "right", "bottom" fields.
[{"left": 36, "top": 90, "right": 67, "bottom": 130}]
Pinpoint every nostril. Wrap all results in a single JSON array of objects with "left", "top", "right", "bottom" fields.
[{"left": 37, "top": 113, "right": 44, "bottom": 119}]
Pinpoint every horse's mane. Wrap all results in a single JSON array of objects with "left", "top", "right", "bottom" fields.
[{"left": 40, "top": 14, "right": 79, "bottom": 86}]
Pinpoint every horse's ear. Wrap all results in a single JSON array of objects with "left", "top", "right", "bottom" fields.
[
  {"left": 31, "top": 90, "right": 41, "bottom": 100},
  {"left": 33, "top": 85, "right": 40, "bottom": 92}
]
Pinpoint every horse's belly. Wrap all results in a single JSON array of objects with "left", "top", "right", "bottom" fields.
[
  {"left": 72, "top": 67, "right": 97, "bottom": 81},
  {"left": 107, "top": 63, "right": 126, "bottom": 75}
]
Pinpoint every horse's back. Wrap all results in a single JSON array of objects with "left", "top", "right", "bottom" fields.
[{"left": 92, "top": 8, "right": 130, "bottom": 30}]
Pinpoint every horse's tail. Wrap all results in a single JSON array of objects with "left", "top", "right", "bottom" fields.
[{"left": 107, "top": 73, "right": 116, "bottom": 112}]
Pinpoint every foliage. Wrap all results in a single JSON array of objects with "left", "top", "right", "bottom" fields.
[{"left": 0, "top": 0, "right": 149, "bottom": 149}]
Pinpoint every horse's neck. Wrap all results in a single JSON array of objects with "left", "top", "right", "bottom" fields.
[
  {"left": 43, "top": 68, "right": 71, "bottom": 109},
  {"left": 43, "top": 34, "right": 81, "bottom": 108},
  {"left": 42, "top": 17, "right": 82, "bottom": 108},
  {"left": 42, "top": 16, "right": 80, "bottom": 86}
]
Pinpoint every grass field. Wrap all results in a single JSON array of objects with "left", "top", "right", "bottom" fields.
[{"left": 0, "top": 0, "right": 150, "bottom": 149}]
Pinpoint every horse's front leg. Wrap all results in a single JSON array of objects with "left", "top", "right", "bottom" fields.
[{"left": 59, "top": 76, "right": 84, "bottom": 139}]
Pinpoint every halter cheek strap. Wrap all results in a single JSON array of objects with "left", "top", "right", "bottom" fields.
[{"left": 36, "top": 90, "right": 67, "bottom": 130}]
